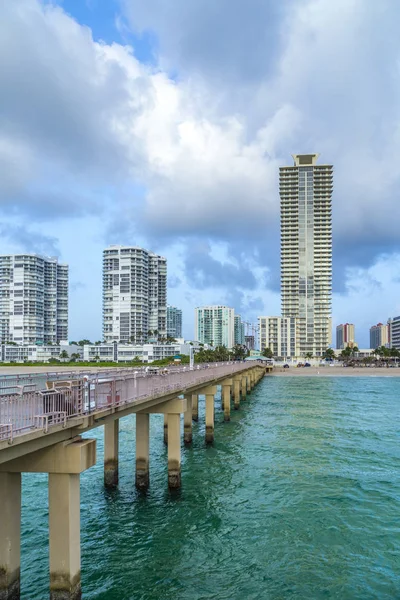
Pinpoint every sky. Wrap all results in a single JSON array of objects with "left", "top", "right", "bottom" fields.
[{"left": 1, "top": 0, "right": 400, "bottom": 348}]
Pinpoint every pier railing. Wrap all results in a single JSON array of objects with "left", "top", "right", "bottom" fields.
[{"left": 0, "top": 362, "right": 255, "bottom": 442}]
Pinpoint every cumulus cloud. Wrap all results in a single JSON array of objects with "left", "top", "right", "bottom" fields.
[{"left": 1, "top": 0, "right": 400, "bottom": 337}]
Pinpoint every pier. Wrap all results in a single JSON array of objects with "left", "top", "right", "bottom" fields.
[{"left": 0, "top": 362, "right": 267, "bottom": 599}]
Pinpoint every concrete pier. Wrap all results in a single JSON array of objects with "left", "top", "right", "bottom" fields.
[
  {"left": 222, "top": 382, "right": 232, "bottom": 421},
  {"left": 104, "top": 420, "right": 119, "bottom": 487},
  {"left": 0, "top": 473, "right": 21, "bottom": 600},
  {"left": 167, "top": 414, "right": 181, "bottom": 488},
  {"left": 135, "top": 413, "right": 150, "bottom": 490},
  {"left": 49, "top": 473, "right": 81, "bottom": 600},
  {"left": 192, "top": 394, "right": 199, "bottom": 421},
  {"left": 184, "top": 396, "right": 193, "bottom": 445}
]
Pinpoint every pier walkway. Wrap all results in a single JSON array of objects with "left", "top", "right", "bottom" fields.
[{"left": 0, "top": 361, "right": 267, "bottom": 599}]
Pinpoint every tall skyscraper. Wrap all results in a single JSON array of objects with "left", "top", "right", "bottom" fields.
[
  {"left": 280, "top": 154, "right": 333, "bottom": 357},
  {"left": 369, "top": 322, "right": 390, "bottom": 349},
  {"left": 0, "top": 254, "right": 68, "bottom": 345},
  {"left": 234, "top": 314, "right": 245, "bottom": 345},
  {"left": 195, "top": 306, "right": 235, "bottom": 348},
  {"left": 103, "top": 246, "right": 167, "bottom": 343},
  {"left": 166, "top": 306, "right": 182, "bottom": 339},
  {"left": 336, "top": 323, "right": 355, "bottom": 349}
]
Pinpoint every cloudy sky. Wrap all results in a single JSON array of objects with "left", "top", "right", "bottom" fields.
[{"left": 1, "top": 0, "right": 400, "bottom": 347}]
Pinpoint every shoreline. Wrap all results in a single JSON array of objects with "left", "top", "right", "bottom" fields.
[{"left": 270, "top": 366, "right": 400, "bottom": 377}]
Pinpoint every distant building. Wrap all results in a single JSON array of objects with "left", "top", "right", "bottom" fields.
[
  {"left": 258, "top": 316, "right": 298, "bottom": 358},
  {"left": 336, "top": 323, "right": 355, "bottom": 349},
  {"left": 0, "top": 342, "right": 81, "bottom": 363},
  {"left": 195, "top": 306, "right": 235, "bottom": 349},
  {"left": 103, "top": 246, "right": 167, "bottom": 344},
  {"left": 280, "top": 154, "right": 333, "bottom": 357},
  {"left": 370, "top": 323, "right": 390, "bottom": 349},
  {"left": 389, "top": 316, "right": 400, "bottom": 350},
  {"left": 234, "top": 315, "right": 245, "bottom": 346},
  {"left": 0, "top": 254, "right": 68, "bottom": 345},
  {"left": 83, "top": 341, "right": 196, "bottom": 364},
  {"left": 244, "top": 335, "right": 255, "bottom": 351},
  {"left": 166, "top": 306, "right": 182, "bottom": 339}
]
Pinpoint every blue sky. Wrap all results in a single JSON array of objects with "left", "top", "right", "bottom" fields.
[{"left": 1, "top": 0, "right": 400, "bottom": 347}]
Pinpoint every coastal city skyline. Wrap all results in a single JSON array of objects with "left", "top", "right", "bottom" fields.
[{"left": 0, "top": 2, "right": 399, "bottom": 347}]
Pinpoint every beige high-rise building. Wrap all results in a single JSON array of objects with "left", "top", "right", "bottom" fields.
[
  {"left": 258, "top": 316, "right": 298, "bottom": 358},
  {"left": 280, "top": 154, "right": 333, "bottom": 357},
  {"left": 336, "top": 323, "right": 355, "bottom": 349}
]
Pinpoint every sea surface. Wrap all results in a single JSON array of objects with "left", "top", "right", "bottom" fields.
[{"left": 20, "top": 377, "right": 400, "bottom": 599}]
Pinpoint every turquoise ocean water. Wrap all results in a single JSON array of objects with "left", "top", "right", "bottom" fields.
[{"left": 20, "top": 376, "right": 400, "bottom": 599}]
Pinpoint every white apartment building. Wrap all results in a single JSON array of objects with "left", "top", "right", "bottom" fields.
[
  {"left": 195, "top": 306, "right": 235, "bottom": 349},
  {"left": 83, "top": 341, "right": 194, "bottom": 363},
  {"left": 166, "top": 306, "right": 182, "bottom": 339},
  {"left": 0, "top": 342, "right": 81, "bottom": 363},
  {"left": 389, "top": 316, "right": 400, "bottom": 350},
  {"left": 0, "top": 254, "right": 68, "bottom": 345},
  {"left": 103, "top": 246, "right": 167, "bottom": 343},
  {"left": 280, "top": 154, "right": 333, "bottom": 357},
  {"left": 258, "top": 316, "right": 298, "bottom": 358}
]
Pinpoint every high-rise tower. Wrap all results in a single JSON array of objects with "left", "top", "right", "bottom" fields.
[
  {"left": 279, "top": 154, "right": 333, "bottom": 357},
  {"left": 103, "top": 246, "right": 167, "bottom": 343},
  {"left": 0, "top": 254, "right": 68, "bottom": 345}
]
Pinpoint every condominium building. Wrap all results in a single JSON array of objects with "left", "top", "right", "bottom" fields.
[
  {"left": 234, "top": 314, "right": 245, "bottom": 346},
  {"left": 0, "top": 254, "right": 68, "bottom": 345},
  {"left": 103, "top": 246, "right": 167, "bottom": 343},
  {"left": 336, "top": 323, "right": 355, "bottom": 349},
  {"left": 370, "top": 322, "right": 390, "bottom": 349},
  {"left": 258, "top": 316, "right": 298, "bottom": 358},
  {"left": 166, "top": 306, "right": 182, "bottom": 339},
  {"left": 195, "top": 306, "right": 235, "bottom": 349},
  {"left": 390, "top": 316, "right": 400, "bottom": 350},
  {"left": 280, "top": 154, "right": 333, "bottom": 357}
]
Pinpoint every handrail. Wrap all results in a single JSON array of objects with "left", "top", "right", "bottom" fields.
[{"left": 0, "top": 362, "right": 262, "bottom": 444}]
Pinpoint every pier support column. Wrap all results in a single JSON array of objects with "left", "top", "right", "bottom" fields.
[
  {"left": 104, "top": 419, "right": 119, "bottom": 487},
  {"left": 135, "top": 413, "right": 150, "bottom": 490},
  {"left": 163, "top": 414, "right": 168, "bottom": 445},
  {"left": 0, "top": 473, "right": 21, "bottom": 600},
  {"left": 233, "top": 378, "right": 241, "bottom": 410},
  {"left": 222, "top": 384, "right": 231, "bottom": 421},
  {"left": 167, "top": 414, "right": 181, "bottom": 488},
  {"left": 184, "top": 396, "right": 193, "bottom": 445},
  {"left": 241, "top": 376, "right": 247, "bottom": 400},
  {"left": 49, "top": 473, "right": 81, "bottom": 600},
  {"left": 192, "top": 394, "right": 198, "bottom": 421},
  {"left": 205, "top": 393, "right": 214, "bottom": 444},
  {"left": 0, "top": 438, "right": 96, "bottom": 600}
]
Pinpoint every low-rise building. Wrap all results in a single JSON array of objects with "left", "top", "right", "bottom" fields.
[{"left": 0, "top": 342, "right": 82, "bottom": 363}]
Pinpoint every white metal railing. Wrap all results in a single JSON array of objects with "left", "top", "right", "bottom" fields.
[{"left": 0, "top": 362, "right": 262, "bottom": 444}]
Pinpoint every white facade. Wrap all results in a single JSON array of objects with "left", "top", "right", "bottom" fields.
[
  {"left": 258, "top": 316, "right": 298, "bottom": 358},
  {"left": 280, "top": 154, "right": 333, "bottom": 357},
  {"left": 166, "top": 306, "right": 182, "bottom": 338},
  {"left": 0, "top": 254, "right": 68, "bottom": 345},
  {"left": 83, "top": 342, "right": 193, "bottom": 363},
  {"left": 195, "top": 306, "right": 235, "bottom": 349},
  {"left": 390, "top": 316, "right": 400, "bottom": 350},
  {"left": 0, "top": 343, "right": 81, "bottom": 363},
  {"left": 103, "top": 246, "right": 167, "bottom": 344}
]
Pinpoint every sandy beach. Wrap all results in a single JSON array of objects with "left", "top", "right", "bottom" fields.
[{"left": 270, "top": 366, "right": 400, "bottom": 377}]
